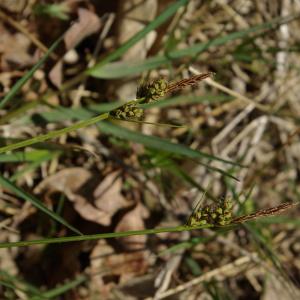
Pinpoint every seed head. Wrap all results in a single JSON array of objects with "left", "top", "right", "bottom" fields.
[{"left": 109, "top": 101, "right": 144, "bottom": 120}]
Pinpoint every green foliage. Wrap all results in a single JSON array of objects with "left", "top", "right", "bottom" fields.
[{"left": 34, "top": 3, "right": 70, "bottom": 20}]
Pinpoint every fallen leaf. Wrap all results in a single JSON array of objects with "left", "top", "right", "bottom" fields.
[
  {"left": 34, "top": 168, "right": 130, "bottom": 226},
  {"left": 94, "top": 171, "right": 130, "bottom": 220},
  {"left": 115, "top": 203, "right": 149, "bottom": 251},
  {"left": 34, "top": 167, "right": 92, "bottom": 194},
  {"left": 0, "top": 25, "right": 35, "bottom": 69},
  {"left": 33, "top": 168, "right": 111, "bottom": 225},
  {"left": 49, "top": 59, "right": 63, "bottom": 88},
  {"left": 88, "top": 240, "right": 115, "bottom": 298},
  {"left": 89, "top": 239, "right": 149, "bottom": 289},
  {"left": 64, "top": 8, "right": 101, "bottom": 50},
  {"left": 0, "top": 0, "right": 26, "bottom": 12},
  {"left": 49, "top": 7, "right": 101, "bottom": 87}
]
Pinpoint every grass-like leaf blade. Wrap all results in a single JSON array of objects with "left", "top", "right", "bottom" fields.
[
  {"left": 97, "top": 121, "right": 240, "bottom": 167},
  {"left": 87, "top": 0, "right": 188, "bottom": 70},
  {"left": 89, "top": 15, "right": 296, "bottom": 79}
]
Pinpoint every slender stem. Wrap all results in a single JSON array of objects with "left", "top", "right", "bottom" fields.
[{"left": 0, "top": 224, "right": 212, "bottom": 248}]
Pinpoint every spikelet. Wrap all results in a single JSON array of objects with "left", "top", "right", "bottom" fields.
[
  {"left": 186, "top": 198, "right": 233, "bottom": 227},
  {"left": 109, "top": 100, "right": 144, "bottom": 121},
  {"left": 110, "top": 73, "right": 213, "bottom": 121},
  {"left": 136, "top": 78, "right": 168, "bottom": 103}
]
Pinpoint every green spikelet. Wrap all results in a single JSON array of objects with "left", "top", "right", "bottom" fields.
[
  {"left": 109, "top": 101, "right": 144, "bottom": 120},
  {"left": 136, "top": 78, "right": 168, "bottom": 103},
  {"left": 186, "top": 198, "right": 233, "bottom": 227}
]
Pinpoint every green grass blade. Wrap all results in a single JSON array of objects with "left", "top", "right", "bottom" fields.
[
  {"left": 0, "top": 35, "right": 63, "bottom": 109},
  {"left": 0, "top": 150, "right": 57, "bottom": 162},
  {"left": 87, "top": 0, "right": 188, "bottom": 70},
  {"left": 97, "top": 121, "right": 240, "bottom": 166},
  {"left": 0, "top": 280, "right": 46, "bottom": 299},
  {"left": 0, "top": 175, "right": 82, "bottom": 235},
  {"left": 0, "top": 270, "right": 46, "bottom": 299},
  {"left": 140, "top": 94, "right": 232, "bottom": 109},
  {"left": 255, "top": 216, "right": 300, "bottom": 226},
  {"left": 89, "top": 15, "right": 297, "bottom": 79},
  {"left": 38, "top": 276, "right": 86, "bottom": 299},
  {"left": 245, "top": 223, "right": 291, "bottom": 282},
  {"left": 0, "top": 224, "right": 211, "bottom": 248},
  {"left": 89, "top": 55, "right": 168, "bottom": 78},
  {"left": 0, "top": 113, "right": 109, "bottom": 154}
]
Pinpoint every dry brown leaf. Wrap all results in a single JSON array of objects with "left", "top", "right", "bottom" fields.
[
  {"left": 48, "top": 59, "right": 63, "bottom": 88},
  {"left": 94, "top": 171, "right": 130, "bottom": 218},
  {"left": 89, "top": 240, "right": 149, "bottom": 289},
  {"left": 33, "top": 168, "right": 112, "bottom": 225},
  {"left": 71, "top": 194, "right": 113, "bottom": 226},
  {"left": 115, "top": 203, "right": 149, "bottom": 251},
  {"left": 0, "top": 0, "right": 26, "bottom": 12},
  {"left": 64, "top": 8, "right": 101, "bottom": 50},
  {"left": 49, "top": 7, "right": 101, "bottom": 87},
  {"left": 71, "top": 170, "right": 131, "bottom": 226},
  {"left": 88, "top": 240, "right": 115, "bottom": 298},
  {"left": 34, "top": 168, "right": 131, "bottom": 226},
  {"left": 34, "top": 167, "right": 92, "bottom": 194},
  {"left": 0, "top": 25, "right": 35, "bottom": 69}
]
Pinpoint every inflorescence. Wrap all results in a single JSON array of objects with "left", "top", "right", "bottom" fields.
[
  {"left": 109, "top": 73, "right": 213, "bottom": 121},
  {"left": 186, "top": 198, "right": 233, "bottom": 227}
]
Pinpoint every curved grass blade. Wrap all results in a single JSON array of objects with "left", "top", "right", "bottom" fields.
[
  {"left": 38, "top": 276, "right": 86, "bottom": 299},
  {"left": 97, "top": 121, "right": 241, "bottom": 167},
  {"left": 0, "top": 270, "right": 46, "bottom": 299},
  {"left": 10, "top": 152, "right": 58, "bottom": 182},
  {"left": 0, "top": 175, "right": 82, "bottom": 235},
  {"left": 109, "top": 117, "right": 185, "bottom": 128},
  {"left": 89, "top": 15, "right": 298, "bottom": 79},
  {"left": 0, "top": 113, "right": 109, "bottom": 154},
  {"left": 0, "top": 150, "right": 56, "bottom": 163}
]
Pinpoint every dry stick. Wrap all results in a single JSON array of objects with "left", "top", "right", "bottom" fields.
[
  {"left": 150, "top": 255, "right": 257, "bottom": 300},
  {"left": 0, "top": 9, "right": 58, "bottom": 60}
]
